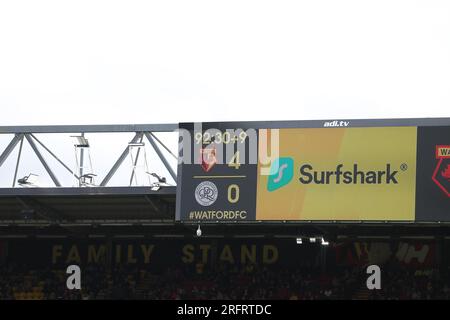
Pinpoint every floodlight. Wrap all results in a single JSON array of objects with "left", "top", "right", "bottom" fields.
[
  {"left": 149, "top": 172, "right": 167, "bottom": 184},
  {"left": 150, "top": 184, "right": 161, "bottom": 191},
  {"left": 79, "top": 173, "right": 97, "bottom": 187},
  {"left": 71, "top": 135, "right": 89, "bottom": 148},
  {"left": 17, "top": 174, "right": 39, "bottom": 187},
  {"left": 128, "top": 142, "right": 145, "bottom": 147}
]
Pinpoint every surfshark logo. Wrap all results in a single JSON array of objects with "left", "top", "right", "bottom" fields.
[{"left": 267, "top": 157, "right": 294, "bottom": 192}]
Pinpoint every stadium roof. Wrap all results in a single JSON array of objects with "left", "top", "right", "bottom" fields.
[
  {"left": 0, "top": 123, "right": 178, "bottom": 225},
  {"left": 0, "top": 186, "right": 176, "bottom": 223}
]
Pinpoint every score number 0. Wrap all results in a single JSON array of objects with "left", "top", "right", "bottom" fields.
[{"left": 227, "top": 151, "right": 241, "bottom": 204}]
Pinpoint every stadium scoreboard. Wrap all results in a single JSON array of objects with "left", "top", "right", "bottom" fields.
[{"left": 175, "top": 119, "right": 450, "bottom": 223}]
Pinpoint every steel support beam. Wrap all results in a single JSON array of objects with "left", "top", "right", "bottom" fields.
[
  {"left": 30, "top": 134, "right": 78, "bottom": 178},
  {"left": 16, "top": 197, "right": 59, "bottom": 222},
  {"left": 12, "top": 136, "right": 24, "bottom": 187},
  {"left": 129, "top": 135, "right": 144, "bottom": 185},
  {"left": 25, "top": 134, "right": 61, "bottom": 187},
  {"left": 15, "top": 196, "right": 75, "bottom": 224},
  {"left": 0, "top": 123, "right": 178, "bottom": 134},
  {"left": 144, "top": 195, "right": 161, "bottom": 213},
  {"left": 0, "top": 134, "right": 23, "bottom": 167},
  {"left": 0, "top": 186, "right": 176, "bottom": 196},
  {"left": 100, "top": 133, "right": 143, "bottom": 186},
  {"left": 145, "top": 132, "right": 177, "bottom": 182},
  {"left": 148, "top": 132, "right": 177, "bottom": 160},
  {"left": 79, "top": 133, "right": 85, "bottom": 177}
]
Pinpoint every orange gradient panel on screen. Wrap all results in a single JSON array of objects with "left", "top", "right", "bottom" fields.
[{"left": 256, "top": 127, "right": 417, "bottom": 221}]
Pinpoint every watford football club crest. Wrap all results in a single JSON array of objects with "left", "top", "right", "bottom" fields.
[
  {"left": 200, "top": 147, "right": 217, "bottom": 173},
  {"left": 432, "top": 145, "right": 450, "bottom": 197}
]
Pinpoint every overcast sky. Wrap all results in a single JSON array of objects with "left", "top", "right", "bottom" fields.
[
  {"left": 0, "top": 1, "right": 449, "bottom": 187},
  {"left": 1, "top": 0, "right": 449, "bottom": 126}
]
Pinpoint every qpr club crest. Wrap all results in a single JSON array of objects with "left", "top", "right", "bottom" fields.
[
  {"left": 195, "top": 181, "right": 218, "bottom": 206},
  {"left": 432, "top": 145, "right": 450, "bottom": 197}
]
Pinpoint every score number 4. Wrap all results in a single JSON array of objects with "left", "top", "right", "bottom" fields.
[{"left": 227, "top": 152, "right": 241, "bottom": 204}]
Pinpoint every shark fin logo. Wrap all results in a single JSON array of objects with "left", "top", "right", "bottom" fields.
[
  {"left": 267, "top": 157, "right": 294, "bottom": 192},
  {"left": 432, "top": 145, "right": 450, "bottom": 197}
]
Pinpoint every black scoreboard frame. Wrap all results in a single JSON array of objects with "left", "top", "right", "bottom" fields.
[{"left": 176, "top": 117, "right": 450, "bottom": 224}]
